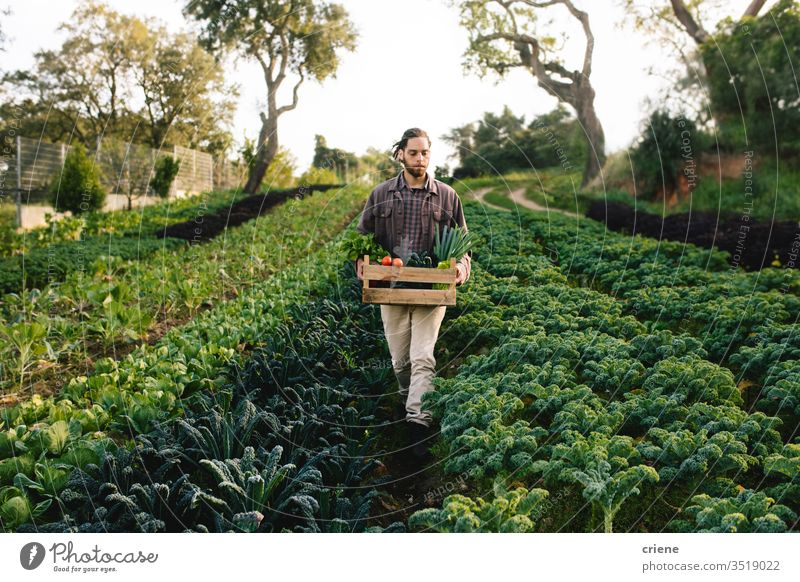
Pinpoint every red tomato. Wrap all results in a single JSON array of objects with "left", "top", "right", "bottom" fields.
[
  {"left": 392, "top": 258, "right": 403, "bottom": 267},
  {"left": 381, "top": 255, "right": 392, "bottom": 266}
]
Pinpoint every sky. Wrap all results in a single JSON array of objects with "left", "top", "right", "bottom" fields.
[{"left": 0, "top": 0, "right": 778, "bottom": 172}]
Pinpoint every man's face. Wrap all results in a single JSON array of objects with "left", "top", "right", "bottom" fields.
[{"left": 398, "top": 137, "right": 430, "bottom": 179}]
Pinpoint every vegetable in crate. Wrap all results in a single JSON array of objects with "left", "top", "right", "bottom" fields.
[
  {"left": 403, "top": 250, "right": 433, "bottom": 268},
  {"left": 338, "top": 230, "right": 388, "bottom": 262},
  {"left": 395, "top": 250, "right": 433, "bottom": 290},
  {"left": 433, "top": 224, "right": 474, "bottom": 289}
]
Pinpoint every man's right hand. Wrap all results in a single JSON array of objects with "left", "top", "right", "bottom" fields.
[{"left": 355, "top": 257, "right": 364, "bottom": 281}]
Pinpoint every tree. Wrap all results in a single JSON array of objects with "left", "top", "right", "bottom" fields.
[
  {"left": 297, "top": 166, "right": 339, "bottom": 187},
  {"left": 184, "top": 0, "right": 358, "bottom": 194},
  {"left": 49, "top": 144, "right": 106, "bottom": 215},
  {"left": 455, "top": 0, "right": 607, "bottom": 186},
  {"left": 133, "top": 27, "right": 237, "bottom": 152},
  {"left": 96, "top": 139, "right": 155, "bottom": 210},
  {"left": 239, "top": 139, "right": 297, "bottom": 190},
  {"left": 149, "top": 156, "right": 181, "bottom": 198},
  {"left": 434, "top": 165, "right": 454, "bottom": 185},
  {"left": 619, "top": 0, "right": 770, "bottom": 58},
  {"left": 701, "top": 0, "right": 800, "bottom": 156},
  {"left": 630, "top": 109, "right": 706, "bottom": 198},
  {"left": 312, "top": 135, "right": 358, "bottom": 181},
  {"left": 621, "top": 1, "right": 799, "bottom": 157},
  {"left": 354, "top": 147, "right": 400, "bottom": 183},
  {"left": 0, "top": 5, "right": 10, "bottom": 54},
  {"left": 261, "top": 147, "right": 298, "bottom": 189},
  {"left": 442, "top": 105, "right": 584, "bottom": 178},
  {"left": 1, "top": 1, "right": 234, "bottom": 154},
  {"left": 667, "top": 0, "right": 768, "bottom": 45},
  {"left": 618, "top": 0, "right": 775, "bottom": 137},
  {"left": 32, "top": 1, "right": 145, "bottom": 143},
  {"left": 443, "top": 107, "right": 527, "bottom": 178}
]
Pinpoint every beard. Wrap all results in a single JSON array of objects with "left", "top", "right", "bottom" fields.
[{"left": 404, "top": 163, "right": 427, "bottom": 177}]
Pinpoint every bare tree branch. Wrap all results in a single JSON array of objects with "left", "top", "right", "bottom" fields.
[
  {"left": 669, "top": 0, "right": 710, "bottom": 44},
  {"left": 276, "top": 69, "right": 304, "bottom": 116},
  {"left": 274, "top": 30, "right": 290, "bottom": 89},
  {"left": 743, "top": 0, "right": 767, "bottom": 18},
  {"left": 519, "top": 0, "right": 595, "bottom": 78},
  {"left": 472, "top": 29, "right": 572, "bottom": 99},
  {"left": 254, "top": 51, "right": 273, "bottom": 87}
]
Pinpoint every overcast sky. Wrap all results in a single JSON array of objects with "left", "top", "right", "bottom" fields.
[{"left": 1, "top": 0, "right": 777, "bottom": 172}]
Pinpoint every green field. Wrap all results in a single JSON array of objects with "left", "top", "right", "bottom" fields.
[{"left": 1, "top": 176, "right": 797, "bottom": 533}]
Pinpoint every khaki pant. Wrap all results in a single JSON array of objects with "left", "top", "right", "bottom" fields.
[{"left": 380, "top": 304, "right": 447, "bottom": 427}]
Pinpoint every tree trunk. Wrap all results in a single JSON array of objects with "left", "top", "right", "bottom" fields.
[
  {"left": 575, "top": 82, "right": 606, "bottom": 187},
  {"left": 244, "top": 113, "right": 279, "bottom": 194}
]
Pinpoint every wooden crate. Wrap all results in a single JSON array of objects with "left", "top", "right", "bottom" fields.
[{"left": 361, "top": 254, "right": 457, "bottom": 306}]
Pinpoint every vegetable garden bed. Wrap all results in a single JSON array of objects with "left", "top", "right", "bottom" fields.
[
  {"left": 155, "top": 184, "right": 341, "bottom": 242},
  {"left": 587, "top": 200, "right": 800, "bottom": 271}
]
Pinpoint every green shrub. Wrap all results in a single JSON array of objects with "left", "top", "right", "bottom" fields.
[
  {"left": 49, "top": 144, "right": 106, "bottom": 215},
  {"left": 149, "top": 156, "right": 181, "bottom": 198},
  {"left": 630, "top": 109, "right": 707, "bottom": 197},
  {"left": 0, "top": 204, "right": 16, "bottom": 256},
  {"left": 296, "top": 166, "right": 339, "bottom": 186}
]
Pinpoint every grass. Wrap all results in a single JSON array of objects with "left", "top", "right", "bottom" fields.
[
  {"left": 453, "top": 168, "right": 586, "bottom": 213},
  {"left": 483, "top": 191, "right": 516, "bottom": 210},
  {"left": 452, "top": 160, "right": 800, "bottom": 222},
  {"left": 671, "top": 171, "right": 800, "bottom": 221}
]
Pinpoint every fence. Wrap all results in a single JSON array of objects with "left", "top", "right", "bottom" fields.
[{"left": 2, "top": 136, "right": 245, "bottom": 229}]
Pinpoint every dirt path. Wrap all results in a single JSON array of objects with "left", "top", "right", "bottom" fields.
[
  {"left": 464, "top": 187, "right": 507, "bottom": 211},
  {"left": 465, "top": 186, "right": 580, "bottom": 219},
  {"left": 507, "top": 187, "right": 581, "bottom": 218}
]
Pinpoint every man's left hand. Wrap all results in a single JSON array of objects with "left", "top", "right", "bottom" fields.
[{"left": 455, "top": 264, "right": 466, "bottom": 285}]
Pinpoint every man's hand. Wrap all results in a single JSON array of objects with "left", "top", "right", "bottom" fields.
[
  {"left": 356, "top": 257, "right": 364, "bottom": 281},
  {"left": 455, "top": 264, "right": 466, "bottom": 285}
]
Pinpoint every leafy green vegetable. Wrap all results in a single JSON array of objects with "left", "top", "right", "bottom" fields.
[
  {"left": 409, "top": 483, "right": 549, "bottom": 533},
  {"left": 433, "top": 224, "right": 474, "bottom": 264},
  {"left": 337, "top": 229, "right": 387, "bottom": 262},
  {"left": 669, "top": 489, "right": 798, "bottom": 532},
  {"left": 403, "top": 250, "right": 433, "bottom": 268},
  {"left": 530, "top": 430, "right": 660, "bottom": 533}
]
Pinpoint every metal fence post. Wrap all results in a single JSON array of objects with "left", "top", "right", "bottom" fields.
[
  {"left": 173, "top": 145, "right": 178, "bottom": 197},
  {"left": 15, "top": 135, "right": 21, "bottom": 228}
]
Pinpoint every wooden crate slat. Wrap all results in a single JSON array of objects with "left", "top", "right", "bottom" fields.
[
  {"left": 363, "top": 264, "right": 455, "bottom": 283},
  {"left": 363, "top": 288, "right": 455, "bottom": 306}
]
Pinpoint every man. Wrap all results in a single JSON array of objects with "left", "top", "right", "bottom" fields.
[{"left": 355, "top": 127, "right": 472, "bottom": 462}]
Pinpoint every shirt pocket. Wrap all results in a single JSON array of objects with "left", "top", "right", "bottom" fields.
[
  {"left": 373, "top": 204, "right": 393, "bottom": 219},
  {"left": 372, "top": 202, "right": 394, "bottom": 246},
  {"left": 432, "top": 202, "right": 454, "bottom": 224}
]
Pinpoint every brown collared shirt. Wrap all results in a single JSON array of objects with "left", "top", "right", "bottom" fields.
[{"left": 357, "top": 170, "right": 472, "bottom": 284}]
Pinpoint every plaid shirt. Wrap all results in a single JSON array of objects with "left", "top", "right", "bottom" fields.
[{"left": 395, "top": 171, "right": 428, "bottom": 258}]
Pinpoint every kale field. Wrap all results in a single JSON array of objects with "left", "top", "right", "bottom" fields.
[{"left": 1, "top": 181, "right": 798, "bottom": 533}]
